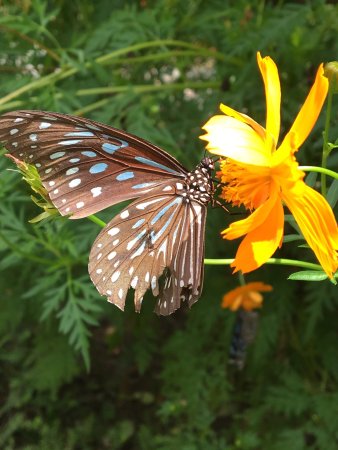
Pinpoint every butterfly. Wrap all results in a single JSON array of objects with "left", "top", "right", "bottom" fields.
[{"left": 0, "top": 110, "right": 215, "bottom": 315}]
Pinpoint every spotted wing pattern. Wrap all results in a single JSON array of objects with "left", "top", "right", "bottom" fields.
[
  {"left": 0, "top": 110, "right": 186, "bottom": 219},
  {"left": 0, "top": 109, "right": 215, "bottom": 315},
  {"left": 89, "top": 181, "right": 207, "bottom": 315}
]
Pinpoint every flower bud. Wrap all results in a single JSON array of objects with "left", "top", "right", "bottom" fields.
[{"left": 324, "top": 62, "right": 338, "bottom": 93}]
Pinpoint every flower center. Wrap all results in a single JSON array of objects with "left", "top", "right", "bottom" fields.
[{"left": 218, "top": 159, "right": 273, "bottom": 210}]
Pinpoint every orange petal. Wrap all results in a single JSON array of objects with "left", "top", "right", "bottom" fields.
[
  {"left": 243, "top": 291, "right": 263, "bottom": 310},
  {"left": 243, "top": 281, "right": 273, "bottom": 293},
  {"left": 230, "top": 195, "right": 284, "bottom": 273},
  {"left": 222, "top": 186, "right": 280, "bottom": 240},
  {"left": 280, "top": 64, "right": 328, "bottom": 150},
  {"left": 200, "top": 115, "right": 270, "bottom": 166},
  {"left": 257, "top": 52, "right": 281, "bottom": 148},
  {"left": 283, "top": 183, "right": 338, "bottom": 278}
]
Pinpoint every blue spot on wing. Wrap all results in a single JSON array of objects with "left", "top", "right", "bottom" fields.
[
  {"left": 150, "top": 197, "right": 182, "bottom": 243},
  {"left": 151, "top": 197, "right": 181, "bottom": 225},
  {"left": 132, "top": 182, "right": 156, "bottom": 189},
  {"left": 135, "top": 157, "right": 180, "bottom": 175},
  {"left": 89, "top": 163, "right": 108, "bottom": 174},
  {"left": 102, "top": 140, "right": 128, "bottom": 154},
  {"left": 58, "top": 140, "right": 82, "bottom": 145},
  {"left": 82, "top": 151, "right": 97, "bottom": 157},
  {"left": 65, "top": 131, "right": 95, "bottom": 137},
  {"left": 116, "top": 171, "right": 134, "bottom": 181},
  {"left": 50, "top": 151, "right": 65, "bottom": 159},
  {"left": 132, "top": 219, "right": 146, "bottom": 229}
]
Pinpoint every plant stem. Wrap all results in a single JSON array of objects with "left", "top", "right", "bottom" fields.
[
  {"left": 76, "top": 81, "right": 220, "bottom": 97},
  {"left": 299, "top": 166, "right": 338, "bottom": 180},
  {"left": 87, "top": 215, "right": 106, "bottom": 228},
  {"left": 204, "top": 257, "right": 322, "bottom": 272},
  {"left": 0, "top": 39, "right": 223, "bottom": 107},
  {"left": 321, "top": 77, "right": 335, "bottom": 196}
]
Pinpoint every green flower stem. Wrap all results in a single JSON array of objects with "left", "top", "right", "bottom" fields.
[
  {"left": 94, "top": 40, "right": 226, "bottom": 65},
  {"left": 265, "top": 258, "right": 322, "bottom": 271},
  {"left": 0, "top": 39, "right": 223, "bottom": 107},
  {"left": 111, "top": 49, "right": 214, "bottom": 65},
  {"left": 204, "top": 258, "right": 322, "bottom": 272},
  {"left": 299, "top": 165, "right": 338, "bottom": 180},
  {"left": 0, "top": 67, "right": 76, "bottom": 106},
  {"left": 204, "top": 258, "right": 235, "bottom": 265},
  {"left": 87, "top": 215, "right": 106, "bottom": 228},
  {"left": 0, "top": 100, "right": 25, "bottom": 113},
  {"left": 74, "top": 98, "right": 110, "bottom": 116},
  {"left": 238, "top": 272, "right": 246, "bottom": 286},
  {"left": 321, "top": 76, "right": 336, "bottom": 196},
  {"left": 74, "top": 78, "right": 220, "bottom": 115},
  {"left": 76, "top": 81, "right": 220, "bottom": 97}
]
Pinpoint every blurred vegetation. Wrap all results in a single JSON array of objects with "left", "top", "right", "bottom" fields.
[{"left": 0, "top": 0, "right": 337, "bottom": 448}]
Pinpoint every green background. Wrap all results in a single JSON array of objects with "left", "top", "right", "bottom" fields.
[{"left": 0, "top": 1, "right": 337, "bottom": 448}]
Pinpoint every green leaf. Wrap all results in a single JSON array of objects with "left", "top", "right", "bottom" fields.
[{"left": 288, "top": 270, "right": 328, "bottom": 281}]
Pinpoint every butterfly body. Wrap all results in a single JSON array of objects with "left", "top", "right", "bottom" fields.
[{"left": 0, "top": 110, "right": 215, "bottom": 315}]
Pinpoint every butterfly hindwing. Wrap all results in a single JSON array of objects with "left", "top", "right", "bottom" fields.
[
  {"left": 89, "top": 182, "right": 207, "bottom": 315},
  {"left": 0, "top": 110, "right": 186, "bottom": 219}
]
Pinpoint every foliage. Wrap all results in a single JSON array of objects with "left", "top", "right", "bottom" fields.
[{"left": 0, "top": 0, "right": 337, "bottom": 448}]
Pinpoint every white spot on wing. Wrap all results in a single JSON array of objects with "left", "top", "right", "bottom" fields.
[
  {"left": 163, "top": 186, "right": 173, "bottom": 191},
  {"left": 10, "top": 129, "right": 19, "bottom": 135},
  {"left": 120, "top": 210, "right": 129, "bottom": 219},
  {"left": 108, "top": 227, "right": 119, "bottom": 236},
  {"left": 108, "top": 251, "right": 116, "bottom": 260},
  {"left": 131, "top": 276, "right": 138, "bottom": 289},
  {"left": 111, "top": 271, "right": 120, "bottom": 282},
  {"left": 91, "top": 187, "right": 102, "bottom": 197},
  {"left": 76, "top": 201, "right": 84, "bottom": 209},
  {"left": 136, "top": 197, "right": 167, "bottom": 210},
  {"left": 39, "top": 122, "right": 51, "bottom": 129},
  {"left": 69, "top": 178, "right": 81, "bottom": 188},
  {"left": 130, "top": 242, "right": 146, "bottom": 259}
]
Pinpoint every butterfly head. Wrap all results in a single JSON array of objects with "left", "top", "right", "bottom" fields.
[{"left": 200, "top": 156, "right": 215, "bottom": 173}]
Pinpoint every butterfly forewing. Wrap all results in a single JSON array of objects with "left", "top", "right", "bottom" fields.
[
  {"left": 89, "top": 181, "right": 207, "bottom": 315},
  {"left": 0, "top": 110, "right": 186, "bottom": 218}
]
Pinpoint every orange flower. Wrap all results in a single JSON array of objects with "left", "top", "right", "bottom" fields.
[
  {"left": 201, "top": 52, "right": 338, "bottom": 278},
  {"left": 222, "top": 282, "right": 272, "bottom": 311}
]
